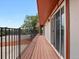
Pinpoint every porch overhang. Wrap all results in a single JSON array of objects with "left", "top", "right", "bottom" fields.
[{"left": 37, "top": 0, "right": 64, "bottom": 26}]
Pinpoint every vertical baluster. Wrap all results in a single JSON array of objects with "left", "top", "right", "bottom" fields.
[
  {"left": 13, "top": 29, "right": 14, "bottom": 59},
  {"left": 1, "top": 28, "right": 3, "bottom": 59},
  {"left": 16, "top": 29, "right": 18, "bottom": 57},
  {"left": 14, "top": 29, "right": 15, "bottom": 59},
  {"left": 0, "top": 28, "right": 1, "bottom": 59},
  {"left": 18, "top": 28, "right": 21, "bottom": 59},
  {"left": 8, "top": 28, "right": 10, "bottom": 59},
  {"left": 15, "top": 29, "right": 17, "bottom": 59},
  {"left": 15, "top": 29, "right": 16, "bottom": 59},
  {"left": 11, "top": 29, "right": 13, "bottom": 59},
  {"left": 5, "top": 28, "right": 7, "bottom": 59}
]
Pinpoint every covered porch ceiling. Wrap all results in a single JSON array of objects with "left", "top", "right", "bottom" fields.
[{"left": 37, "top": 0, "right": 64, "bottom": 26}]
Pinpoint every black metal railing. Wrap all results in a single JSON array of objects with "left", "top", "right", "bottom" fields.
[{"left": 0, "top": 27, "right": 21, "bottom": 59}]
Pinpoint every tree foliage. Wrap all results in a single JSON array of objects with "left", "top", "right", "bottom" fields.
[{"left": 21, "top": 15, "right": 39, "bottom": 35}]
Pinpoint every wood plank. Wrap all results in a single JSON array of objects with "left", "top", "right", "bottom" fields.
[{"left": 17, "top": 34, "right": 60, "bottom": 59}]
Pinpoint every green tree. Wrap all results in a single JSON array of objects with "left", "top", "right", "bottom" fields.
[{"left": 21, "top": 15, "right": 39, "bottom": 35}]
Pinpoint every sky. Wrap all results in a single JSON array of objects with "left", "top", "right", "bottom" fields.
[{"left": 0, "top": 0, "right": 38, "bottom": 28}]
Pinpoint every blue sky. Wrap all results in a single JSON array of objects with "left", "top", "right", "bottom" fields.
[{"left": 0, "top": 0, "right": 38, "bottom": 28}]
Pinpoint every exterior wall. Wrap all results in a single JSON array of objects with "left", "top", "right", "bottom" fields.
[
  {"left": 44, "top": 21, "right": 51, "bottom": 43},
  {"left": 70, "top": 0, "right": 79, "bottom": 59},
  {"left": 43, "top": 2, "right": 65, "bottom": 59}
]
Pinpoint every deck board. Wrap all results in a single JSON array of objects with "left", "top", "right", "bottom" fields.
[{"left": 17, "top": 35, "right": 60, "bottom": 59}]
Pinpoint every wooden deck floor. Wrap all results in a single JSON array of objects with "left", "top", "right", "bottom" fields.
[{"left": 18, "top": 35, "right": 61, "bottom": 59}]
